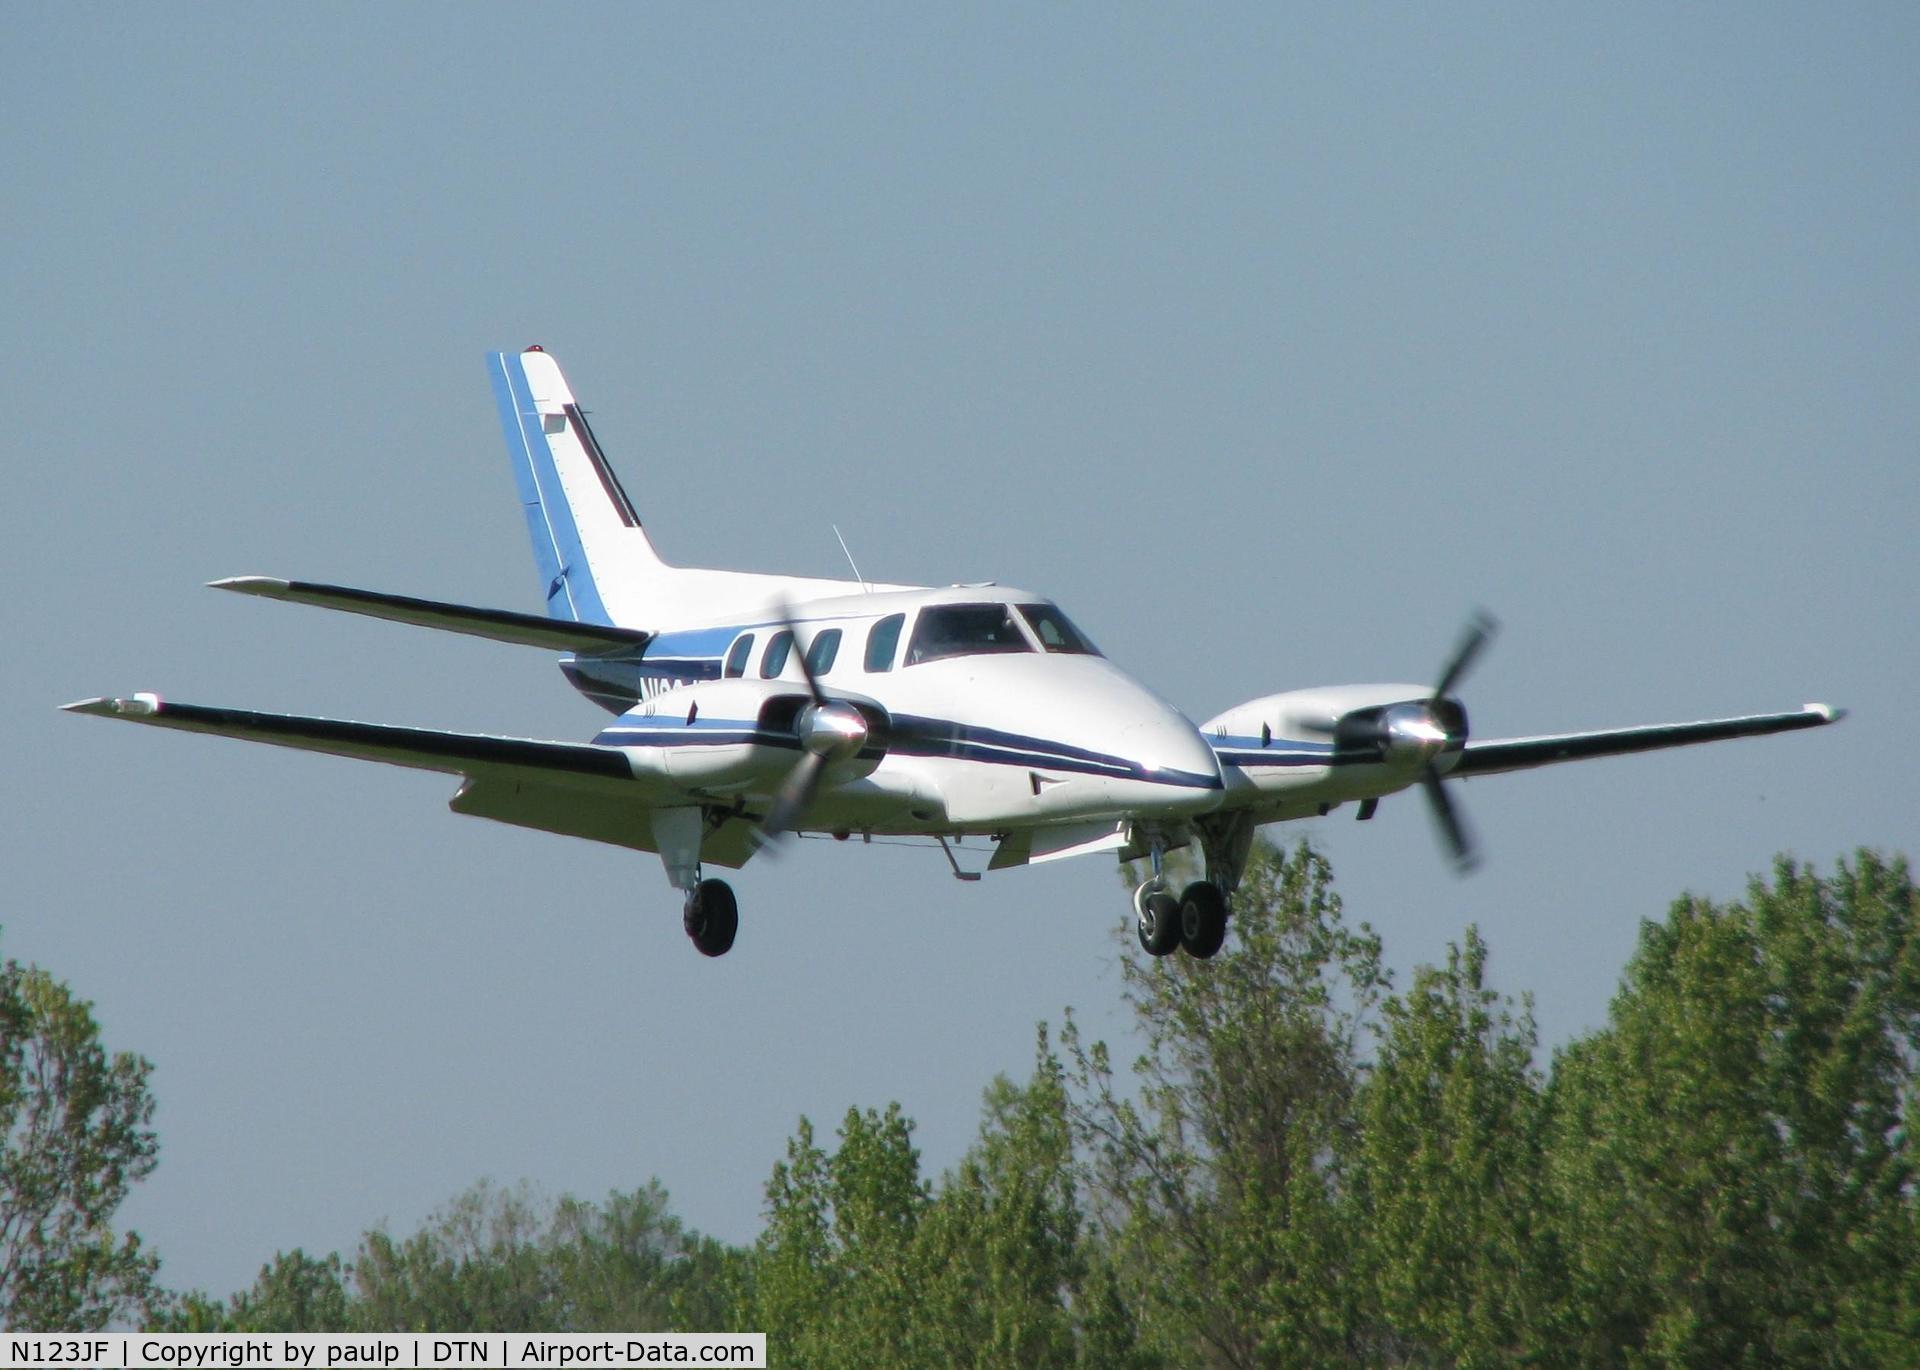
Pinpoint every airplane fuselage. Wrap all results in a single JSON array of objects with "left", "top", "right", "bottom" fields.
[{"left": 576, "top": 583, "right": 1229, "bottom": 841}]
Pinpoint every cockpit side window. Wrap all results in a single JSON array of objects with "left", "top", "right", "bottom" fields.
[
  {"left": 905, "top": 603, "right": 1035, "bottom": 666},
  {"left": 865, "top": 613, "right": 905, "bottom": 673},
  {"left": 724, "top": 633, "right": 755, "bottom": 679},
  {"left": 806, "top": 628, "right": 843, "bottom": 678},
  {"left": 1016, "top": 602, "right": 1102, "bottom": 656},
  {"left": 761, "top": 630, "right": 794, "bottom": 679}
]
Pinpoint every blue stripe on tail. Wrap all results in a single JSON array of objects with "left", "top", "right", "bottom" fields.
[{"left": 488, "top": 351, "right": 611, "bottom": 626}]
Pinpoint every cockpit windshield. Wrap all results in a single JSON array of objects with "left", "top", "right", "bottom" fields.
[
  {"left": 905, "top": 603, "right": 1034, "bottom": 666},
  {"left": 1016, "top": 602, "right": 1102, "bottom": 656}
]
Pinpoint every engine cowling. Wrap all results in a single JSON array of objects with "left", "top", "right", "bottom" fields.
[
  {"left": 1201, "top": 684, "right": 1468, "bottom": 792},
  {"left": 598, "top": 679, "right": 890, "bottom": 794}
]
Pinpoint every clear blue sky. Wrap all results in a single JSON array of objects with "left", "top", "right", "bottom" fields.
[{"left": 6, "top": 5, "right": 1915, "bottom": 1300}]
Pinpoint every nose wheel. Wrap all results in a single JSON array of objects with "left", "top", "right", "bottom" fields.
[
  {"left": 684, "top": 878, "right": 738, "bottom": 957},
  {"left": 1135, "top": 882, "right": 1181, "bottom": 956}
]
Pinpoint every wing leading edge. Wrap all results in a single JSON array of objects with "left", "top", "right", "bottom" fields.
[{"left": 1450, "top": 703, "right": 1844, "bottom": 779}]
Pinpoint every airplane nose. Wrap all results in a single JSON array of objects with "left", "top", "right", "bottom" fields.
[{"left": 1123, "top": 712, "right": 1223, "bottom": 796}]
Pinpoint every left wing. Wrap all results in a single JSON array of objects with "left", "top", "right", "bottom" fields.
[{"left": 1448, "top": 703, "right": 1844, "bottom": 778}]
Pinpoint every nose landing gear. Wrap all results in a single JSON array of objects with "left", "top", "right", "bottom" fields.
[
  {"left": 1134, "top": 880, "right": 1182, "bottom": 956},
  {"left": 1133, "top": 875, "right": 1228, "bottom": 960},
  {"left": 1130, "top": 829, "right": 1231, "bottom": 960}
]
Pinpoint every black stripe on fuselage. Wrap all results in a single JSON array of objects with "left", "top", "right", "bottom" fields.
[{"left": 888, "top": 714, "right": 1220, "bottom": 789}]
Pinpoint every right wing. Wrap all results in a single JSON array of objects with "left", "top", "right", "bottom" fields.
[
  {"left": 64, "top": 693, "right": 766, "bottom": 866},
  {"left": 59, "top": 693, "right": 749, "bottom": 859},
  {"left": 211, "top": 576, "right": 655, "bottom": 655},
  {"left": 62, "top": 694, "right": 645, "bottom": 782}
]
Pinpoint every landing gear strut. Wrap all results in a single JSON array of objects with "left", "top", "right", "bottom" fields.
[
  {"left": 1129, "top": 825, "right": 1233, "bottom": 960},
  {"left": 684, "top": 878, "right": 738, "bottom": 958},
  {"left": 1134, "top": 881, "right": 1181, "bottom": 957}
]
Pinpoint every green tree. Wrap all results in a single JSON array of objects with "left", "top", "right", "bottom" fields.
[
  {"left": 755, "top": 1039, "right": 1150, "bottom": 1368},
  {"left": 1542, "top": 850, "right": 1920, "bottom": 1365},
  {"left": 912, "top": 1028, "right": 1155, "bottom": 1368},
  {"left": 752, "top": 1105, "right": 929, "bottom": 1366},
  {"left": 148, "top": 1250, "right": 352, "bottom": 1332},
  {"left": 1066, "top": 840, "right": 1389, "bottom": 1367},
  {"left": 545, "top": 1182, "right": 743, "bottom": 1332},
  {"left": 0, "top": 931, "right": 159, "bottom": 1329},
  {"left": 347, "top": 1179, "right": 740, "bottom": 1333},
  {"left": 1353, "top": 926, "right": 1553, "bottom": 1365}
]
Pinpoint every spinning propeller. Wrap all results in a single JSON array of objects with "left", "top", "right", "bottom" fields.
[
  {"left": 1308, "top": 611, "right": 1498, "bottom": 873},
  {"left": 754, "top": 604, "right": 885, "bottom": 849}
]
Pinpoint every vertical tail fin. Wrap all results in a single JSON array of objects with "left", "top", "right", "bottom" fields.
[{"left": 489, "top": 347, "right": 668, "bottom": 626}]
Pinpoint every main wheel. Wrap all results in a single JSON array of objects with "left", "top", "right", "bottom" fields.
[
  {"left": 684, "top": 878, "right": 739, "bottom": 958},
  {"left": 1178, "top": 880, "right": 1228, "bottom": 959},
  {"left": 1136, "top": 889, "right": 1181, "bottom": 957}
]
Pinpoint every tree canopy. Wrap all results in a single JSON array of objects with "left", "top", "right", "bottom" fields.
[
  {"left": 0, "top": 929, "right": 159, "bottom": 1329},
  {"left": 14, "top": 846, "right": 1919, "bottom": 1365}
]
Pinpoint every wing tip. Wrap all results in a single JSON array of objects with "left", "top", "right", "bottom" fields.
[
  {"left": 61, "top": 692, "right": 162, "bottom": 717},
  {"left": 1804, "top": 701, "right": 1848, "bottom": 724},
  {"left": 209, "top": 575, "right": 291, "bottom": 596}
]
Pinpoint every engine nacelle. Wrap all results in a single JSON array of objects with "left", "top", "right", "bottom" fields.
[
  {"left": 1201, "top": 684, "right": 1430, "bottom": 746},
  {"left": 1201, "top": 684, "right": 1457, "bottom": 795},
  {"left": 598, "top": 679, "right": 889, "bottom": 794}
]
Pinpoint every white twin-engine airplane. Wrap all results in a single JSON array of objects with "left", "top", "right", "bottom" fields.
[{"left": 67, "top": 347, "right": 1845, "bottom": 959}]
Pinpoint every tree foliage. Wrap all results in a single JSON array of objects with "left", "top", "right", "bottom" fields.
[
  {"left": 128, "top": 844, "right": 1920, "bottom": 1366},
  {"left": 1067, "top": 842, "right": 1388, "bottom": 1366},
  {"left": 0, "top": 930, "right": 159, "bottom": 1329},
  {"left": 751, "top": 1046, "right": 1148, "bottom": 1368},
  {"left": 1541, "top": 851, "right": 1920, "bottom": 1364}
]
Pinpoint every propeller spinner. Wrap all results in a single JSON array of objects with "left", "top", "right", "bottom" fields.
[
  {"left": 754, "top": 603, "right": 887, "bottom": 848},
  {"left": 1316, "top": 610, "right": 1497, "bottom": 872}
]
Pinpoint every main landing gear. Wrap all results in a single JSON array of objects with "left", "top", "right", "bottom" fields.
[
  {"left": 1133, "top": 877, "right": 1229, "bottom": 960},
  {"left": 683, "top": 878, "right": 738, "bottom": 958}
]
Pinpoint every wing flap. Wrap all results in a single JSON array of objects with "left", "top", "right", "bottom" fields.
[
  {"left": 1450, "top": 703, "right": 1844, "bottom": 779},
  {"left": 211, "top": 577, "right": 654, "bottom": 654},
  {"left": 450, "top": 777, "right": 759, "bottom": 869}
]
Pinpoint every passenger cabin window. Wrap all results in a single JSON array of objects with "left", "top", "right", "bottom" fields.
[
  {"left": 865, "top": 613, "right": 905, "bottom": 673},
  {"left": 905, "top": 603, "right": 1034, "bottom": 666},
  {"left": 1016, "top": 603, "right": 1101, "bottom": 656},
  {"left": 723, "top": 633, "right": 755, "bottom": 679},
  {"left": 761, "top": 630, "right": 794, "bottom": 679},
  {"left": 805, "top": 628, "right": 842, "bottom": 678}
]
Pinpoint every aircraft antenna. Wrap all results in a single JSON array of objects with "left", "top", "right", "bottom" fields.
[{"left": 832, "top": 524, "right": 870, "bottom": 594}]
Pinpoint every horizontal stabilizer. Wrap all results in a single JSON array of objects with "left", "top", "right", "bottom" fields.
[
  {"left": 1451, "top": 703, "right": 1845, "bottom": 778},
  {"left": 62, "top": 695, "right": 644, "bottom": 785},
  {"left": 211, "top": 577, "right": 654, "bottom": 654}
]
